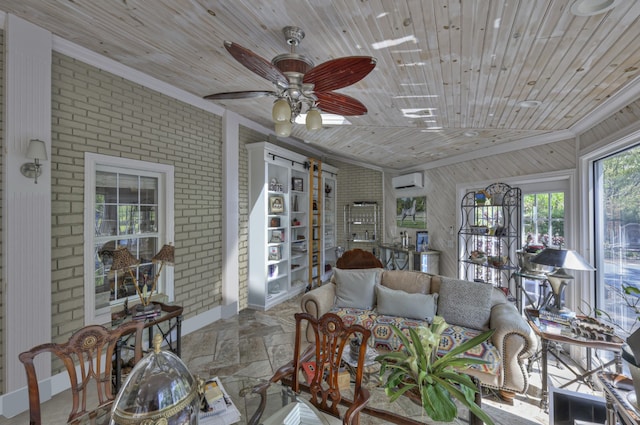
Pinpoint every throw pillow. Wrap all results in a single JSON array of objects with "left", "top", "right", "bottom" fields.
[
  {"left": 381, "top": 270, "right": 431, "bottom": 294},
  {"left": 437, "top": 276, "right": 493, "bottom": 330},
  {"left": 375, "top": 284, "right": 438, "bottom": 321},
  {"left": 334, "top": 268, "right": 383, "bottom": 309}
]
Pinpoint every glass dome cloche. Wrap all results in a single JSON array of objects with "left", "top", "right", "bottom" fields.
[{"left": 110, "top": 334, "right": 201, "bottom": 425}]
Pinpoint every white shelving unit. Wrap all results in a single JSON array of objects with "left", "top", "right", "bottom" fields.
[
  {"left": 321, "top": 172, "right": 337, "bottom": 283},
  {"left": 344, "top": 202, "right": 378, "bottom": 250},
  {"left": 247, "top": 142, "right": 337, "bottom": 310}
]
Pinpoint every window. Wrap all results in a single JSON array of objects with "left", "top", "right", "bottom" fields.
[
  {"left": 84, "top": 154, "right": 174, "bottom": 325},
  {"left": 594, "top": 144, "right": 640, "bottom": 337},
  {"left": 523, "top": 192, "right": 566, "bottom": 249},
  {"left": 521, "top": 191, "right": 567, "bottom": 308}
]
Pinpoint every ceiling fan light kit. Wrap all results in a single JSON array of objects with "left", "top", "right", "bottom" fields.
[
  {"left": 272, "top": 98, "right": 292, "bottom": 122},
  {"left": 305, "top": 108, "right": 322, "bottom": 131},
  {"left": 205, "top": 26, "right": 376, "bottom": 137}
]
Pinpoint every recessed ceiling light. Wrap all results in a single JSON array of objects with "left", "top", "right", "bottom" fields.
[
  {"left": 295, "top": 114, "right": 351, "bottom": 126},
  {"left": 402, "top": 108, "right": 436, "bottom": 118},
  {"left": 517, "top": 100, "right": 542, "bottom": 108},
  {"left": 463, "top": 131, "right": 479, "bottom": 137},
  {"left": 570, "top": 0, "right": 619, "bottom": 16}
]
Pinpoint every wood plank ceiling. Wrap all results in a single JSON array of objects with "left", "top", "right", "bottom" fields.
[{"left": 1, "top": 0, "right": 640, "bottom": 171}]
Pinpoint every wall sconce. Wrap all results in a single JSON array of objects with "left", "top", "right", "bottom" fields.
[{"left": 20, "top": 139, "right": 48, "bottom": 184}]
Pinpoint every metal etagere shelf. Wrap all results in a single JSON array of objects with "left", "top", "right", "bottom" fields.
[{"left": 458, "top": 183, "right": 522, "bottom": 292}]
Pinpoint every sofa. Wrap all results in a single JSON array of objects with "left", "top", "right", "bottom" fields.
[{"left": 300, "top": 268, "right": 538, "bottom": 397}]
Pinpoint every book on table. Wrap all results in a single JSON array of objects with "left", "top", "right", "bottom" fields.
[{"left": 199, "top": 376, "right": 241, "bottom": 424}]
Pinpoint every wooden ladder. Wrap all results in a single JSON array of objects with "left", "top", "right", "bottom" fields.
[{"left": 308, "top": 158, "right": 323, "bottom": 290}]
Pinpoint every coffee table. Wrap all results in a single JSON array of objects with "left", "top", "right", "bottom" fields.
[
  {"left": 242, "top": 371, "right": 482, "bottom": 425},
  {"left": 341, "top": 344, "right": 381, "bottom": 384}
]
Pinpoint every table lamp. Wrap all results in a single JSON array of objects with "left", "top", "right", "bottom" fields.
[
  {"left": 110, "top": 244, "right": 175, "bottom": 312},
  {"left": 530, "top": 248, "right": 595, "bottom": 313}
]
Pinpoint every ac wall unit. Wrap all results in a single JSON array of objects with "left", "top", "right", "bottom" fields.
[{"left": 392, "top": 172, "right": 423, "bottom": 189}]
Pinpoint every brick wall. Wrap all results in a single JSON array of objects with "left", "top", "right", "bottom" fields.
[{"left": 50, "top": 53, "right": 223, "bottom": 346}]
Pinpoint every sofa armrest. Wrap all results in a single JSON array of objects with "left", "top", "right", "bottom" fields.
[
  {"left": 301, "top": 283, "right": 336, "bottom": 342},
  {"left": 301, "top": 283, "right": 336, "bottom": 319},
  {"left": 490, "top": 303, "right": 539, "bottom": 393}
]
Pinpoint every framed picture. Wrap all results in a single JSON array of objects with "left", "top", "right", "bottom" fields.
[
  {"left": 269, "top": 195, "right": 285, "bottom": 214},
  {"left": 270, "top": 217, "right": 281, "bottom": 227},
  {"left": 292, "top": 177, "right": 304, "bottom": 192},
  {"left": 416, "top": 231, "right": 429, "bottom": 252},
  {"left": 270, "top": 229, "right": 284, "bottom": 243},
  {"left": 396, "top": 196, "right": 427, "bottom": 229},
  {"left": 268, "top": 245, "right": 281, "bottom": 261}
]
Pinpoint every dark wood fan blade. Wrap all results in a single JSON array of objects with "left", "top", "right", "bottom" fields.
[
  {"left": 224, "top": 41, "right": 289, "bottom": 89},
  {"left": 204, "top": 90, "right": 276, "bottom": 100},
  {"left": 315, "top": 92, "right": 368, "bottom": 116},
  {"left": 303, "top": 57, "right": 376, "bottom": 92}
]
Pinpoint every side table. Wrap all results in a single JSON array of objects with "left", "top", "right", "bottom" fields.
[
  {"left": 114, "top": 302, "right": 183, "bottom": 389},
  {"left": 597, "top": 372, "right": 640, "bottom": 425},
  {"left": 525, "top": 309, "right": 623, "bottom": 411}
]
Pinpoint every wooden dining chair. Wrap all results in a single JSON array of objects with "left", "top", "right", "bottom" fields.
[
  {"left": 19, "top": 320, "right": 145, "bottom": 425},
  {"left": 265, "top": 312, "right": 372, "bottom": 425}
]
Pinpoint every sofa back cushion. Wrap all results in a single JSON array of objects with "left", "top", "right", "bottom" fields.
[
  {"left": 437, "top": 277, "right": 493, "bottom": 330},
  {"left": 334, "top": 268, "right": 383, "bottom": 309},
  {"left": 375, "top": 284, "right": 438, "bottom": 321},
  {"left": 381, "top": 270, "right": 432, "bottom": 294}
]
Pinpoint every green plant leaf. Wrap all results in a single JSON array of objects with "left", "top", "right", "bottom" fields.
[
  {"left": 422, "top": 383, "right": 458, "bottom": 421},
  {"left": 433, "top": 329, "right": 494, "bottom": 367},
  {"left": 432, "top": 375, "right": 496, "bottom": 425}
]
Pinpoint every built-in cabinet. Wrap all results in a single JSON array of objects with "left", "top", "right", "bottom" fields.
[
  {"left": 458, "top": 183, "right": 521, "bottom": 291},
  {"left": 247, "top": 142, "right": 337, "bottom": 310}
]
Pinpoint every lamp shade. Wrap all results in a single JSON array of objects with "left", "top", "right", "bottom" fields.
[
  {"left": 111, "top": 248, "right": 140, "bottom": 271},
  {"left": 275, "top": 122, "right": 292, "bottom": 137},
  {"left": 26, "top": 139, "right": 47, "bottom": 161},
  {"left": 530, "top": 248, "right": 595, "bottom": 271},
  {"left": 152, "top": 244, "right": 175, "bottom": 265},
  {"left": 305, "top": 108, "right": 323, "bottom": 130},
  {"left": 272, "top": 98, "right": 292, "bottom": 123}
]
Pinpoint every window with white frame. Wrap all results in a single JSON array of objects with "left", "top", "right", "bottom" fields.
[
  {"left": 594, "top": 144, "right": 640, "bottom": 338},
  {"left": 84, "top": 153, "right": 174, "bottom": 325}
]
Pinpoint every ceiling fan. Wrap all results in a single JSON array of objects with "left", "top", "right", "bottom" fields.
[{"left": 204, "top": 26, "right": 377, "bottom": 136}]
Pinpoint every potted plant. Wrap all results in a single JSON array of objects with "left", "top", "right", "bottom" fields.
[{"left": 375, "top": 316, "right": 495, "bottom": 424}]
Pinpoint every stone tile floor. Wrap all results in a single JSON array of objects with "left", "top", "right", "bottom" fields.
[{"left": 1, "top": 295, "right": 609, "bottom": 424}]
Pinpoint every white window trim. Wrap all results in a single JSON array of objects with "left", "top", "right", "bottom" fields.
[
  {"left": 84, "top": 153, "right": 175, "bottom": 325},
  {"left": 580, "top": 129, "right": 640, "bottom": 311}
]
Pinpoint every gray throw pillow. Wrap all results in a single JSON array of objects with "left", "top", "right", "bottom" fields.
[
  {"left": 437, "top": 277, "right": 493, "bottom": 330},
  {"left": 376, "top": 284, "right": 438, "bottom": 321},
  {"left": 334, "top": 268, "right": 383, "bottom": 309}
]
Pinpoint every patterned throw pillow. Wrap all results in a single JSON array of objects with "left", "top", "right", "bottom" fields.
[
  {"left": 334, "top": 268, "right": 383, "bottom": 309},
  {"left": 437, "top": 276, "right": 493, "bottom": 330}
]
